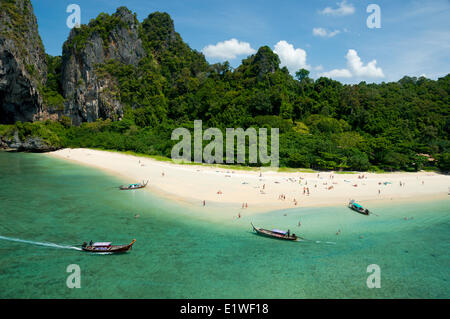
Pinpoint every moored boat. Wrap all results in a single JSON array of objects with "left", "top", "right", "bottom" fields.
[
  {"left": 81, "top": 239, "right": 136, "bottom": 253},
  {"left": 348, "top": 199, "right": 370, "bottom": 215},
  {"left": 119, "top": 180, "right": 148, "bottom": 190},
  {"left": 251, "top": 223, "right": 299, "bottom": 241}
]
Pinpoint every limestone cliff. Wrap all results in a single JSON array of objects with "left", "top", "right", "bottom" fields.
[
  {"left": 61, "top": 7, "right": 145, "bottom": 125},
  {"left": 0, "top": 0, "right": 48, "bottom": 124}
]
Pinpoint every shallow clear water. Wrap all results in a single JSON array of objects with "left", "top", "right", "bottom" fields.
[{"left": 0, "top": 152, "right": 448, "bottom": 298}]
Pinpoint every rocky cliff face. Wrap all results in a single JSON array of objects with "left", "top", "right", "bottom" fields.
[
  {"left": 0, "top": 3, "right": 206, "bottom": 127},
  {"left": 61, "top": 7, "right": 146, "bottom": 125},
  {"left": 0, "top": 0, "right": 49, "bottom": 124}
]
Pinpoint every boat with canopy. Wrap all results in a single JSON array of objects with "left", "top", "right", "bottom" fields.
[
  {"left": 251, "top": 223, "right": 299, "bottom": 241},
  {"left": 348, "top": 199, "right": 370, "bottom": 215},
  {"left": 81, "top": 239, "right": 136, "bottom": 253},
  {"left": 119, "top": 180, "right": 148, "bottom": 190}
]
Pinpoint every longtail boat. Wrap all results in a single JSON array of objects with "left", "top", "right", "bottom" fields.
[
  {"left": 81, "top": 239, "right": 136, "bottom": 253},
  {"left": 348, "top": 199, "right": 370, "bottom": 215},
  {"left": 251, "top": 223, "right": 299, "bottom": 241},
  {"left": 119, "top": 180, "right": 148, "bottom": 190}
]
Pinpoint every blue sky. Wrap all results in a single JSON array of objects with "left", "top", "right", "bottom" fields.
[{"left": 32, "top": 0, "right": 450, "bottom": 83}]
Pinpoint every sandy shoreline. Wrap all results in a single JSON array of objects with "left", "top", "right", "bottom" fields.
[{"left": 46, "top": 148, "right": 450, "bottom": 214}]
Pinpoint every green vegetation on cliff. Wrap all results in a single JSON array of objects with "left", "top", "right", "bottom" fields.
[
  {"left": 41, "top": 55, "right": 65, "bottom": 110},
  {"left": 63, "top": 8, "right": 135, "bottom": 53}
]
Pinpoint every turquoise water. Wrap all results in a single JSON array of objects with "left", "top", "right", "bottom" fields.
[{"left": 0, "top": 152, "right": 448, "bottom": 298}]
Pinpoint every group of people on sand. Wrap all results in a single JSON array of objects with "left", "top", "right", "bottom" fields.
[
  {"left": 242, "top": 202, "right": 248, "bottom": 209},
  {"left": 278, "top": 194, "right": 287, "bottom": 200},
  {"left": 302, "top": 187, "right": 310, "bottom": 196}
]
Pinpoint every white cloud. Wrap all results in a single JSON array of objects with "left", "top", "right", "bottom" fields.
[
  {"left": 319, "top": 49, "right": 384, "bottom": 79},
  {"left": 314, "top": 65, "right": 324, "bottom": 71},
  {"left": 313, "top": 27, "right": 341, "bottom": 38},
  {"left": 202, "top": 38, "right": 256, "bottom": 60},
  {"left": 273, "top": 40, "right": 310, "bottom": 73},
  {"left": 346, "top": 49, "right": 384, "bottom": 78},
  {"left": 320, "top": 69, "right": 352, "bottom": 78},
  {"left": 319, "top": 0, "right": 355, "bottom": 16}
]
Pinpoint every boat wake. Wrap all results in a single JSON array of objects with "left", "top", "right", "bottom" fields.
[
  {"left": 299, "top": 239, "right": 336, "bottom": 245},
  {"left": 0, "top": 235, "right": 82, "bottom": 251},
  {"left": 316, "top": 241, "right": 337, "bottom": 245}
]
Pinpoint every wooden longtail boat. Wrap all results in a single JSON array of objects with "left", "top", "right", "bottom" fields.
[
  {"left": 348, "top": 199, "right": 370, "bottom": 216},
  {"left": 81, "top": 239, "right": 136, "bottom": 253},
  {"left": 119, "top": 180, "right": 148, "bottom": 190},
  {"left": 251, "top": 223, "right": 299, "bottom": 241}
]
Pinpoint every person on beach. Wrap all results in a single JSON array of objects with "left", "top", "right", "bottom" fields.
[{"left": 203, "top": 200, "right": 206, "bottom": 206}]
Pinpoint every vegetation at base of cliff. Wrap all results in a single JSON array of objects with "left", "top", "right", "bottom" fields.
[
  {"left": 0, "top": 120, "right": 64, "bottom": 148},
  {"left": 4, "top": 48, "right": 449, "bottom": 172}
]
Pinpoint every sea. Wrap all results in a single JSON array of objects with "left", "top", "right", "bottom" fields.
[{"left": 0, "top": 151, "right": 448, "bottom": 298}]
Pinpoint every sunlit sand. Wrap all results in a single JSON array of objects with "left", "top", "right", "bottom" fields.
[{"left": 48, "top": 148, "right": 450, "bottom": 214}]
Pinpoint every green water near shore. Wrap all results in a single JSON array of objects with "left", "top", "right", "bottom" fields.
[{"left": 0, "top": 152, "right": 448, "bottom": 298}]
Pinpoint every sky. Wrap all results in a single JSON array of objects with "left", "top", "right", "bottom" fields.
[{"left": 31, "top": 0, "right": 450, "bottom": 84}]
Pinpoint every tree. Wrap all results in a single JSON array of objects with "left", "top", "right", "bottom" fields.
[{"left": 295, "top": 68, "right": 310, "bottom": 82}]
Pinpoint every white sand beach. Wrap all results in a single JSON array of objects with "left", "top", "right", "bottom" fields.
[{"left": 47, "top": 148, "right": 450, "bottom": 214}]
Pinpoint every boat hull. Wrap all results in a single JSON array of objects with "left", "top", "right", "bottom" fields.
[{"left": 348, "top": 205, "right": 370, "bottom": 215}]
